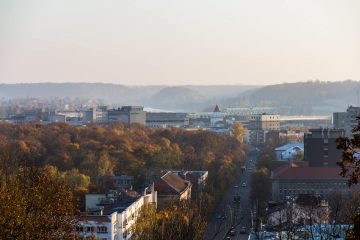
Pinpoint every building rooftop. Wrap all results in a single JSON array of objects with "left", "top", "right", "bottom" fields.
[
  {"left": 214, "top": 105, "right": 220, "bottom": 112},
  {"left": 86, "top": 189, "right": 141, "bottom": 215},
  {"left": 273, "top": 166, "right": 343, "bottom": 180},
  {"left": 77, "top": 215, "right": 112, "bottom": 223},
  {"left": 275, "top": 143, "right": 304, "bottom": 151},
  {"left": 154, "top": 171, "right": 191, "bottom": 195}
]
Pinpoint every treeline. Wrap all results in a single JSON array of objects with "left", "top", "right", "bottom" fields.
[{"left": 0, "top": 122, "right": 245, "bottom": 194}]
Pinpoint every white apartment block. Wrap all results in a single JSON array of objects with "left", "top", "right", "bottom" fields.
[{"left": 77, "top": 187, "right": 157, "bottom": 240}]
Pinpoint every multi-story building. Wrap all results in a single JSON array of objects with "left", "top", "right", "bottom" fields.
[
  {"left": 146, "top": 112, "right": 190, "bottom": 128},
  {"left": 48, "top": 110, "right": 84, "bottom": 125},
  {"left": 108, "top": 106, "right": 146, "bottom": 126},
  {"left": 249, "top": 114, "right": 280, "bottom": 145},
  {"left": 188, "top": 105, "right": 225, "bottom": 128},
  {"left": 280, "top": 115, "right": 332, "bottom": 129},
  {"left": 84, "top": 106, "right": 109, "bottom": 124},
  {"left": 271, "top": 163, "right": 353, "bottom": 202},
  {"left": 333, "top": 105, "right": 360, "bottom": 136},
  {"left": 77, "top": 187, "right": 157, "bottom": 240},
  {"left": 278, "top": 129, "right": 305, "bottom": 142},
  {"left": 304, "top": 128, "right": 345, "bottom": 167}
]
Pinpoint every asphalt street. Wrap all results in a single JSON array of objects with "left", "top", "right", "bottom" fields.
[{"left": 203, "top": 148, "right": 259, "bottom": 240}]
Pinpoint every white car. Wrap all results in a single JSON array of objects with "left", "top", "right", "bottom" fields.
[{"left": 242, "top": 182, "right": 247, "bottom": 187}]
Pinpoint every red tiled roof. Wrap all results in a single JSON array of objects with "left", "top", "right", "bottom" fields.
[
  {"left": 273, "top": 166, "right": 343, "bottom": 180},
  {"left": 154, "top": 172, "right": 191, "bottom": 195},
  {"left": 162, "top": 171, "right": 189, "bottom": 192},
  {"left": 154, "top": 178, "right": 179, "bottom": 195}
]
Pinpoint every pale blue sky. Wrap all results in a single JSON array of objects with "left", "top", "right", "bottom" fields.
[{"left": 0, "top": 0, "right": 359, "bottom": 85}]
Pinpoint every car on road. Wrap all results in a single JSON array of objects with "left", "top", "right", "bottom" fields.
[
  {"left": 216, "top": 214, "right": 226, "bottom": 220},
  {"left": 233, "top": 185, "right": 239, "bottom": 188},
  {"left": 242, "top": 182, "right": 247, "bottom": 187},
  {"left": 240, "top": 227, "right": 246, "bottom": 234},
  {"left": 233, "top": 194, "right": 240, "bottom": 203},
  {"left": 229, "top": 230, "right": 236, "bottom": 236}
]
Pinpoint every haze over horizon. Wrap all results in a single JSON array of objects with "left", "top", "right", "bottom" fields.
[{"left": 1, "top": 0, "right": 359, "bottom": 86}]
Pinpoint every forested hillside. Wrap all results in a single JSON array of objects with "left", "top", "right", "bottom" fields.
[{"left": 225, "top": 80, "right": 360, "bottom": 114}]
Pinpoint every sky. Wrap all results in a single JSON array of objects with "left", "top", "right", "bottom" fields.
[{"left": 0, "top": 0, "right": 359, "bottom": 86}]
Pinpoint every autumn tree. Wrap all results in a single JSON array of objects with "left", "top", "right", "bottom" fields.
[
  {"left": 336, "top": 116, "right": 360, "bottom": 185},
  {"left": 256, "top": 153, "right": 273, "bottom": 170},
  {"left": 132, "top": 201, "right": 206, "bottom": 240},
  {"left": 250, "top": 168, "right": 272, "bottom": 216},
  {"left": 342, "top": 190, "right": 360, "bottom": 239},
  {"left": 231, "top": 122, "right": 248, "bottom": 143},
  {"left": 0, "top": 167, "right": 78, "bottom": 240}
]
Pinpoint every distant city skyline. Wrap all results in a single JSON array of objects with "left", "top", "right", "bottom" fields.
[{"left": 0, "top": 0, "right": 360, "bottom": 85}]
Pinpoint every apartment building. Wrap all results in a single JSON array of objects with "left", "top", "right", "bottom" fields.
[
  {"left": 304, "top": 128, "right": 345, "bottom": 167},
  {"left": 108, "top": 106, "right": 146, "bottom": 125},
  {"left": 333, "top": 105, "right": 360, "bottom": 137},
  {"left": 249, "top": 114, "right": 280, "bottom": 145},
  {"left": 77, "top": 187, "right": 157, "bottom": 240}
]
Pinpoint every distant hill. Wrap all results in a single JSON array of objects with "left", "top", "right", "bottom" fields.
[
  {"left": 0, "top": 83, "right": 257, "bottom": 111},
  {"left": 223, "top": 80, "right": 360, "bottom": 115},
  {"left": 149, "top": 87, "right": 205, "bottom": 111}
]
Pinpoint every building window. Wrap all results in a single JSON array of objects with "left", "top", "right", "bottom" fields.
[
  {"left": 86, "top": 227, "right": 95, "bottom": 232},
  {"left": 97, "top": 226, "right": 108, "bottom": 233}
]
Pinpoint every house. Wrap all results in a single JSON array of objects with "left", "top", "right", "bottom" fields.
[
  {"left": 169, "top": 170, "right": 208, "bottom": 198},
  {"left": 275, "top": 143, "right": 304, "bottom": 161},
  {"left": 153, "top": 171, "right": 192, "bottom": 206},
  {"left": 76, "top": 186, "right": 157, "bottom": 240}
]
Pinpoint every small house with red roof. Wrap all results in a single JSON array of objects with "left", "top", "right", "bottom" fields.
[{"left": 154, "top": 171, "right": 192, "bottom": 206}]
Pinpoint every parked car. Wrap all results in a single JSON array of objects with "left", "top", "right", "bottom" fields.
[
  {"left": 229, "top": 230, "right": 236, "bottom": 236},
  {"left": 242, "top": 182, "right": 247, "bottom": 187},
  {"left": 240, "top": 227, "right": 246, "bottom": 234}
]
